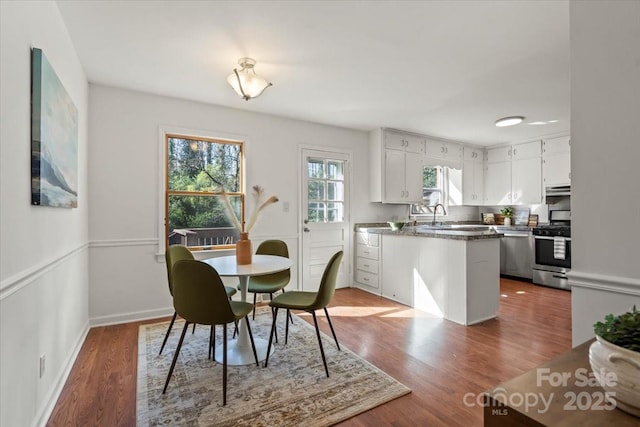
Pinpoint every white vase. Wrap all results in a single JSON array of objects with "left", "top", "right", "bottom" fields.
[
  {"left": 589, "top": 336, "right": 640, "bottom": 417},
  {"left": 503, "top": 217, "right": 511, "bottom": 226}
]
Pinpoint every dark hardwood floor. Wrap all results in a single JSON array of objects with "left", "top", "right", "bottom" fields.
[{"left": 47, "top": 278, "right": 571, "bottom": 426}]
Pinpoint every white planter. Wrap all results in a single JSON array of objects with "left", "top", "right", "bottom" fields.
[
  {"left": 503, "top": 217, "right": 511, "bottom": 226},
  {"left": 589, "top": 336, "right": 640, "bottom": 417}
]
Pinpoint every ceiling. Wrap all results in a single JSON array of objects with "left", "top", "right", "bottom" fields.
[{"left": 56, "top": 0, "right": 570, "bottom": 146}]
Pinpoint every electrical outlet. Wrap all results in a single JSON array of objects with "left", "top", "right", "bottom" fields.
[
  {"left": 283, "top": 201, "right": 290, "bottom": 212},
  {"left": 39, "top": 354, "right": 45, "bottom": 378}
]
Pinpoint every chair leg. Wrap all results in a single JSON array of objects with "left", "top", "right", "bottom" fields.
[
  {"left": 252, "top": 293, "right": 257, "bottom": 320},
  {"left": 285, "top": 309, "right": 290, "bottom": 345},
  {"left": 311, "top": 311, "right": 329, "bottom": 377},
  {"left": 223, "top": 322, "right": 227, "bottom": 406},
  {"left": 264, "top": 307, "right": 279, "bottom": 368},
  {"left": 232, "top": 320, "right": 238, "bottom": 339},
  {"left": 209, "top": 325, "right": 215, "bottom": 360},
  {"left": 324, "top": 307, "right": 340, "bottom": 350},
  {"left": 159, "top": 311, "right": 178, "bottom": 355},
  {"left": 245, "top": 317, "right": 259, "bottom": 366},
  {"left": 282, "top": 290, "right": 294, "bottom": 325},
  {"left": 163, "top": 321, "right": 189, "bottom": 394},
  {"left": 192, "top": 323, "right": 196, "bottom": 334}
]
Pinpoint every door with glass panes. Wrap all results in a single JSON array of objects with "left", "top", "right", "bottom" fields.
[{"left": 301, "top": 149, "right": 350, "bottom": 292}]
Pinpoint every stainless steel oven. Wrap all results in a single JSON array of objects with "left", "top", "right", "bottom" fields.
[{"left": 533, "top": 229, "right": 571, "bottom": 289}]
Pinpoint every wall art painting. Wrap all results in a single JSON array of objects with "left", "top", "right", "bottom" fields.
[{"left": 31, "top": 47, "right": 78, "bottom": 208}]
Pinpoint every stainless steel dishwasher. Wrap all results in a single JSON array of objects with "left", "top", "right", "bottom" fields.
[{"left": 497, "top": 227, "right": 534, "bottom": 280}]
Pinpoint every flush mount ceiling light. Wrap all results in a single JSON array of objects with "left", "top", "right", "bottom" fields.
[
  {"left": 495, "top": 116, "right": 525, "bottom": 127},
  {"left": 227, "top": 57, "right": 272, "bottom": 101}
]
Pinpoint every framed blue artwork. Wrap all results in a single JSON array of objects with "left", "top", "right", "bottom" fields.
[{"left": 31, "top": 47, "right": 78, "bottom": 208}]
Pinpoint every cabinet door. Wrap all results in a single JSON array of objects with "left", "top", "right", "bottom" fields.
[
  {"left": 381, "top": 235, "right": 415, "bottom": 306},
  {"left": 384, "top": 149, "right": 405, "bottom": 202},
  {"left": 462, "top": 160, "right": 475, "bottom": 204},
  {"left": 486, "top": 146, "right": 512, "bottom": 163},
  {"left": 404, "top": 135, "right": 424, "bottom": 154},
  {"left": 473, "top": 161, "right": 484, "bottom": 204},
  {"left": 425, "top": 139, "right": 442, "bottom": 158},
  {"left": 512, "top": 140, "right": 541, "bottom": 160},
  {"left": 484, "top": 161, "right": 511, "bottom": 205},
  {"left": 404, "top": 152, "right": 424, "bottom": 202},
  {"left": 543, "top": 136, "right": 570, "bottom": 155},
  {"left": 512, "top": 157, "right": 542, "bottom": 204},
  {"left": 464, "top": 147, "right": 484, "bottom": 162},
  {"left": 543, "top": 151, "right": 571, "bottom": 186},
  {"left": 383, "top": 131, "right": 407, "bottom": 150}
]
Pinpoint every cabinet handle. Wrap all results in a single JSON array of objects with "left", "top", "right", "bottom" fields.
[
  {"left": 363, "top": 277, "right": 369, "bottom": 281},
  {"left": 513, "top": 148, "right": 517, "bottom": 156},
  {"left": 445, "top": 147, "right": 448, "bottom": 153},
  {"left": 363, "top": 264, "right": 370, "bottom": 268}
]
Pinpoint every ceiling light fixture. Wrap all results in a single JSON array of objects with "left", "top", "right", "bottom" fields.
[
  {"left": 227, "top": 57, "right": 272, "bottom": 101},
  {"left": 495, "top": 116, "right": 525, "bottom": 127}
]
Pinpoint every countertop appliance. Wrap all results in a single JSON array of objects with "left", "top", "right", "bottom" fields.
[{"left": 532, "top": 209, "right": 571, "bottom": 290}]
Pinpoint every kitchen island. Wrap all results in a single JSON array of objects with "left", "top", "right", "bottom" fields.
[{"left": 355, "top": 224, "right": 503, "bottom": 325}]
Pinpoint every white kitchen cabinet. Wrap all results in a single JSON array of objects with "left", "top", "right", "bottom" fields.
[
  {"left": 380, "top": 234, "right": 419, "bottom": 306},
  {"left": 354, "top": 231, "right": 381, "bottom": 293},
  {"left": 511, "top": 140, "right": 542, "bottom": 204},
  {"left": 542, "top": 136, "right": 571, "bottom": 187},
  {"left": 484, "top": 141, "right": 541, "bottom": 205},
  {"left": 484, "top": 153, "right": 511, "bottom": 205},
  {"left": 462, "top": 147, "right": 484, "bottom": 205},
  {"left": 425, "top": 138, "right": 462, "bottom": 168},
  {"left": 370, "top": 129, "right": 425, "bottom": 203}
]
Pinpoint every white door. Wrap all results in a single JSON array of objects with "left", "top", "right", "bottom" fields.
[{"left": 301, "top": 149, "right": 350, "bottom": 292}]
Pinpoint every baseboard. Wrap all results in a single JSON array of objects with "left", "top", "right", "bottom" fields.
[
  {"left": 568, "top": 270, "right": 640, "bottom": 296},
  {"left": 351, "top": 283, "right": 382, "bottom": 296},
  {"left": 34, "top": 320, "right": 90, "bottom": 427},
  {"left": 90, "top": 307, "right": 174, "bottom": 327}
]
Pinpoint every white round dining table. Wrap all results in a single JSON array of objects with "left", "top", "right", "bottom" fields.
[{"left": 202, "top": 254, "right": 293, "bottom": 366}]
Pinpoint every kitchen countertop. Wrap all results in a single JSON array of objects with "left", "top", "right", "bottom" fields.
[{"left": 354, "top": 222, "right": 506, "bottom": 241}]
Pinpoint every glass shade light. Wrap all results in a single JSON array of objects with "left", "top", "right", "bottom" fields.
[
  {"left": 495, "top": 116, "right": 525, "bottom": 127},
  {"left": 227, "top": 57, "right": 272, "bottom": 101}
]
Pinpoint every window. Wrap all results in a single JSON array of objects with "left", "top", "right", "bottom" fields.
[
  {"left": 165, "top": 134, "right": 243, "bottom": 250},
  {"left": 307, "top": 157, "right": 345, "bottom": 223},
  {"left": 410, "top": 165, "right": 446, "bottom": 216}
]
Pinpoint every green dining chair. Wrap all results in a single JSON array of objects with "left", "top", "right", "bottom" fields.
[
  {"left": 264, "top": 250, "right": 343, "bottom": 377},
  {"left": 160, "top": 245, "right": 238, "bottom": 356},
  {"left": 162, "top": 259, "right": 258, "bottom": 405},
  {"left": 244, "top": 240, "right": 292, "bottom": 318}
]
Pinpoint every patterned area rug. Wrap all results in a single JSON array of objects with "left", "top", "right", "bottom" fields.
[{"left": 137, "top": 307, "right": 410, "bottom": 426}]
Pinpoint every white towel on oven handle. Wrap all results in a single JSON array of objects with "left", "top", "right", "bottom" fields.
[{"left": 554, "top": 236, "right": 566, "bottom": 260}]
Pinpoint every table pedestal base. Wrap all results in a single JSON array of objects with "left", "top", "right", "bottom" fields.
[{"left": 214, "top": 337, "right": 272, "bottom": 366}]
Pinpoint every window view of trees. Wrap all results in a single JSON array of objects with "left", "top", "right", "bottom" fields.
[
  {"left": 307, "top": 158, "right": 345, "bottom": 223},
  {"left": 166, "top": 135, "right": 243, "bottom": 249}
]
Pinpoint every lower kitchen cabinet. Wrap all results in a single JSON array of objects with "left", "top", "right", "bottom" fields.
[{"left": 353, "top": 231, "right": 381, "bottom": 293}]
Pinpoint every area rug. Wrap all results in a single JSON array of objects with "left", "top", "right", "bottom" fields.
[{"left": 137, "top": 307, "right": 411, "bottom": 426}]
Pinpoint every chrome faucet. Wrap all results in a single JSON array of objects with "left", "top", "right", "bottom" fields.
[{"left": 432, "top": 203, "right": 447, "bottom": 225}]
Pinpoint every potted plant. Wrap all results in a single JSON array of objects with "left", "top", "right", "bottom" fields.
[
  {"left": 500, "top": 206, "right": 514, "bottom": 226},
  {"left": 590, "top": 306, "right": 640, "bottom": 417}
]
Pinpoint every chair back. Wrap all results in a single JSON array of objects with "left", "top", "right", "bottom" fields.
[
  {"left": 165, "top": 245, "right": 194, "bottom": 296},
  {"left": 172, "top": 260, "right": 235, "bottom": 325},
  {"left": 255, "top": 240, "right": 290, "bottom": 284},
  {"left": 312, "top": 251, "right": 344, "bottom": 309}
]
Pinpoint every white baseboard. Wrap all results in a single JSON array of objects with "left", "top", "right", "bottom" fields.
[
  {"left": 34, "top": 320, "right": 90, "bottom": 427},
  {"left": 569, "top": 270, "right": 640, "bottom": 296},
  {"left": 90, "top": 307, "right": 174, "bottom": 327}
]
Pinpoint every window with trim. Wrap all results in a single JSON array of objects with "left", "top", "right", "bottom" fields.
[
  {"left": 410, "top": 165, "right": 447, "bottom": 215},
  {"left": 165, "top": 134, "right": 243, "bottom": 250}
]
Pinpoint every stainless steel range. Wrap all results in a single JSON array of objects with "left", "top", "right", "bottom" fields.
[{"left": 532, "top": 204, "right": 571, "bottom": 290}]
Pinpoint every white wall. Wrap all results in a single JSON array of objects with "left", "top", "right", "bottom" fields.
[
  {"left": 569, "top": 0, "right": 640, "bottom": 345},
  {"left": 88, "top": 84, "right": 401, "bottom": 325},
  {"left": 0, "top": 2, "right": 89, "bottom": 426}
]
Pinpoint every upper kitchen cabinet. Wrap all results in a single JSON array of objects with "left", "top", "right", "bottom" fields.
[
  {"left": 512, "top": 140, "right": 542, "bottom": 205},
  {"left": 484, "top": 146, "right": 512, "bottom": 205},
  {"left": 484, "top": 140, "right": 542, "bottom": 205},
  {"left": 424, "top": 138, "right": 462, "bottom": 168},
  {"left": 462, "top": 147, "right": 485, "bottom": 205},
  {"left": 542, "top": 136, "right": 571, "bottom": 187},
  {"left": 370, "top": 128, "right": 425, "bottom": 203}
]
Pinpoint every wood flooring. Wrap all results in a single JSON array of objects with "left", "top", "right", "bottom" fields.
[{"left": 46, "top": 278, "right": 571, "bottom": 426}]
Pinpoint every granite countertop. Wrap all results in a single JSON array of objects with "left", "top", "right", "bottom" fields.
[{"left": 355, "top": 222, "right": 506, "bottom": 241}]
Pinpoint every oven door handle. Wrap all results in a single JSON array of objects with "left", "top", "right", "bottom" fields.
[
  {"left": 552, "top": 274, "right": 567, "bottom": 279},
  {"left": 534, "top": 236, "right": 572, "bottom": 241}
]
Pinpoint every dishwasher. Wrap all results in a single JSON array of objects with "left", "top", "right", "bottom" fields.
[{"left": 497, "top": 227, "right": 534, "bottom": 280}]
